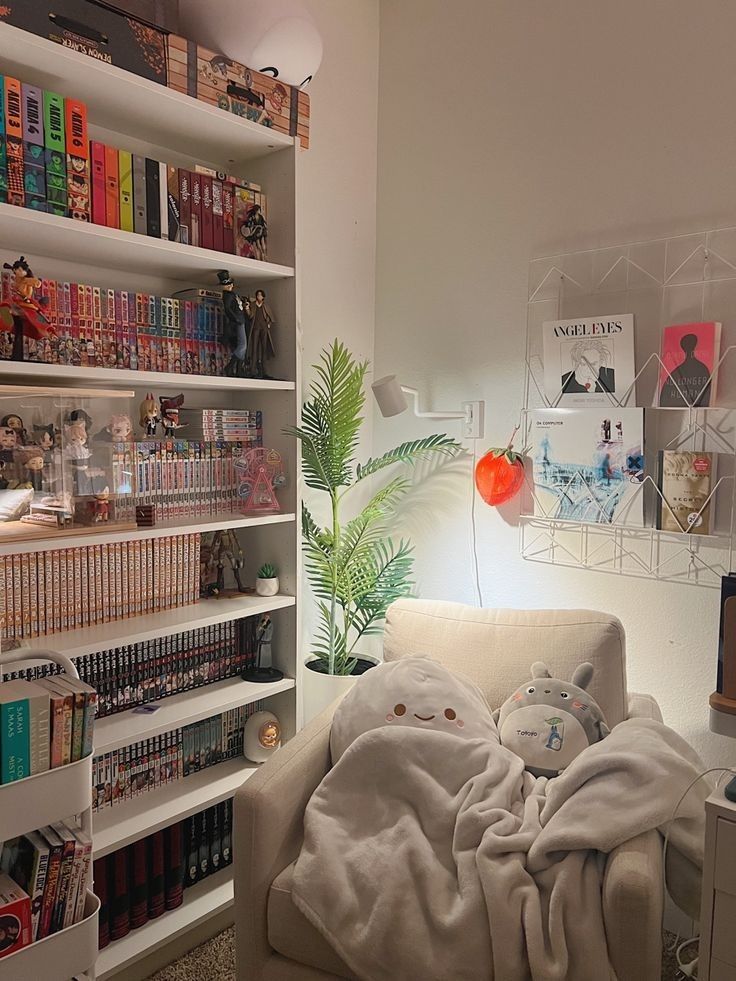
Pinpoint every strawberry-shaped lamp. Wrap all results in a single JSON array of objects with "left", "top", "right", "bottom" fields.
[{"left": 474, "top": 431, "right": 525, "bottom": 506}]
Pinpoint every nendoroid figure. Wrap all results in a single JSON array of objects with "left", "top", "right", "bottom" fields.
[
  {"left": 159, "top": 394, "right": 186, "bottom": 437},
  {"left": 139, "top": 394, "right": 159, "bottom": 437},
  {"left": 1, "top": 413, "right": 27, "bottom": 446},
  {"left": 94, "top": 413, "right": 133, "bottom": 442},
  {"left": 0, "top": 426, "right": 17, "bottom": 464},
  {"left": 15, "top": 446, "right": 45, "bottom": 491}
]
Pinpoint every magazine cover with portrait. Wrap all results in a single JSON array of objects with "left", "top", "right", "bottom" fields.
[
  {"left": 542, "top": 315, "right": 636, "bottom": 407},
  {"left": 531, "top": 408, "right": 645, "bottom": 526}
]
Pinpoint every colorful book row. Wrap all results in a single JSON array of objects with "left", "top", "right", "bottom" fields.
[
  {"left": 0, "top": 74, "right": 269, "bottom": 260},
  {"left": 0, "top": 674, "right": 96, "bottom": 783},
  {"left": 0, "top": 818, "right": 91, "bottom": 949}
]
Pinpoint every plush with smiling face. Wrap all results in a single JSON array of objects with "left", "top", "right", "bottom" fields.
[
  {"left": 495, "top": 661, "right": 610, "bottom": 777},
  {"left": 329, "top": 657, "right": 498, "bottom": 764}
]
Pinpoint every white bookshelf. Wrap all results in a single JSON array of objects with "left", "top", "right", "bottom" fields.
[
  {"left": 0, "top": 18, "right": 302, "bottom": 978},
  {"left": 96, "top": 867, "right": 234, "bottom": 981}
]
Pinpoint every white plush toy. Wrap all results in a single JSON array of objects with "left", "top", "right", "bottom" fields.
[{"left": 329, "top": 657, "right": 498, "bottom": 764}]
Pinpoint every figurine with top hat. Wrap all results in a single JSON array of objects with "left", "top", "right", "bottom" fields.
[{"left": 217, "top": 269, "right": 251, "bottom": 378}]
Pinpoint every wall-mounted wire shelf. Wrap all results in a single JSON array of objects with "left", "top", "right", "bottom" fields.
[{"left": 522, "top": 225, "right": 736, "bottom": 587}]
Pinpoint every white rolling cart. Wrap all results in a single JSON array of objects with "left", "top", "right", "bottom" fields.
[{"left": 0, "top": 648, "right": 99, "bottom": 981}]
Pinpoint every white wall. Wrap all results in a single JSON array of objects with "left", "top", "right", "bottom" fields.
[
  {"left": 374, "top": 0, "right": 736, "bottom": 765},
  {"left": 297, "top": 0, "right": 379, "bottom": 659}
]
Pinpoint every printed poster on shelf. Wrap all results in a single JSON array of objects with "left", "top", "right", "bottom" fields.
[
  {"left": 542, "top": 314, "right": 636, "bottom": 407},
  {"left": 531, "top": 408, "right": 645, "bottom": 526}
]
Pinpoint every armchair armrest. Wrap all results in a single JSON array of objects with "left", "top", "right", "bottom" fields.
[
  {"left": 603, "top": 829, "right": 664, "bottom": 981},
  {"left": 234, "top": 701, "right": 337, "bottom": 981},
  {"left": 627, "top": 691, "right": 663, "bottom": 723}
]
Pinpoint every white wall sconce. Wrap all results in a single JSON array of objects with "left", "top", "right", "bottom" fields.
[{"left": 371, "top": 375, "right": 484, "bottom": 439}]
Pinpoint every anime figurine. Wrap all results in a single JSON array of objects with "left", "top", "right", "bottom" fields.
[
  {"left": 32, "top": 423, "right": 56, "bottom": 455},
  {"left": 0, "top": 414, "right": 27, "bottom": 446},
  {"left": 245, "top": 289, "right": 276, "bottom": 379},
  {"left": 199, "top": 529, "right": 248, "bottom": 597},
  {"left": 14, "top": 446, "right": 45, "bottom": 491},
  {"left": 94, "top": 413, "right": 133, "bottom": 442},
  {"left": 159, "top": 394, "right": 186, "bottom": 437},
  {"left": 0, "top": 256, "right": 54, "bottom": 362},
  {"left": 66, "top": 407, "right": 93, "bottom": 433},
  {"left": 88, "top": 489, "right": 110, "bottom": 524},
  {"left": 139, "top": 394, "right": 160, "bottom": 437},
  {"left": 217, "top": 269, "right": 251, "bottom": 377},
  {"left": 63, "top": 418, "right": 93, "bottom": 494},
  {"left": 0, "top": 426, "right": 18, "bottom": 464}
]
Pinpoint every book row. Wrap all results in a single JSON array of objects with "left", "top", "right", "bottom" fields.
[
  {"left": 92, "top": 704, "right": 258, "bottom": 812},
  {"left": 0, "top": 534, "right": 201, "bottom": 644},
  {"left": 0, "top": 7, "right": 310, "bottom": 147},
  {"left": 0, "top": 269, "right": 264, "bottom": 376},
  {"left": 0, "top": 75, "right": 269, "bottom": 260},
  {"left": 530, "top": 409, "right": 718, "bottom": 533},
  {"left": 541, "top": 315, "right": 724, "bottom": 409},
  {"left": 130, "top": 435, "right": 263, "bottom": 522},
  {"left": 5, "top": 620, "right": 255, "bottom": 720},
  {"left": 0, "top": 818, "right": 91, "bottom": 954},
  {"left": 0, "top": 674, "right": 96, "bottom": 783},
  {"left": 94, "top": 800, "right": 233, "bottom": 950}
]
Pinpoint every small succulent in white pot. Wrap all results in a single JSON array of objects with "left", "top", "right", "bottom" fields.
[{"left": 256, "top": 562, "right": 279, "bottom": 596}]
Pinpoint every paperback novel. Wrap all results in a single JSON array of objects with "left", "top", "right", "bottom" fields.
[
  {"left": 657, "top": 450, "right": 716, "bottom": 535},
  {"left": 531, "top": 408, "right": 645, "bottom": 525},
  {"left": 658, "top": 322, "right": 721, "bottom": 407}
]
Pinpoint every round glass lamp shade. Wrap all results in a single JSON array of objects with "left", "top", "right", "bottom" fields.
[
  {"left": 178, "top": 0, "right": 323, "bottom": 88},
  {"left": 474, "top": 448, "right": 525, "bottom": 506}
]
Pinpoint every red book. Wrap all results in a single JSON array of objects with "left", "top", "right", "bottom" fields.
[
  {"left": 93, "top": 856, "right": 110, "bottom": 949},
  {"left": 90, "top": 141, "right": 106, "bottom": 225},
  {"left": 164, "top": 821, "right": 184, "bottom": 910},
  {"left": 148, "top": 831, "right": 166, "bottom": 918},
  {"left": 104, "top": 144, "right": 120, "bottom": 228},
  {"left": 658, "top": 321, "right": 722, "bottom": 408},
  {"left": 190, "top": 171, "right": 202, "bottom": 248},
  {"left": 109, "top": 847, "right": 130, "bottom": 941},
  {"left": 129, "top": 839, "right": 148, "bottom": 929},
  {"left": 200, "top": 175, "right": 213, "bottom": 251}
]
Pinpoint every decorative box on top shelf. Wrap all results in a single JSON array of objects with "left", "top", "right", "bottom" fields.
[{"left": 0, "top": 385, "right": 135, "bottom": 544}]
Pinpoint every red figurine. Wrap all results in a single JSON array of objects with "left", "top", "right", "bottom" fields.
[
  {"left": 0, "top": 256, "right": 54, "bottom": 362},
  {"left": 159, "top": 394, "right": 186, "bottom": 438}
]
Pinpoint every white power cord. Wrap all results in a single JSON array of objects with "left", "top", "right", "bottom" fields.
[{"left": 470, "top": 438, "right": 483, "bottom": 607}]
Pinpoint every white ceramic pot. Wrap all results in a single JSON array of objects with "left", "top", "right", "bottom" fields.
[
  {"left": 302, "top": 655, "right": 379, "bottom": 724},
  {"left": 255, "top": 576, "right": 279, "bottom": 596}
]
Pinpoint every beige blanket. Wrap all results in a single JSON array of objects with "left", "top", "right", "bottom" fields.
[{"left": 292, "top": 719, "right": 706, "bottom": 981}]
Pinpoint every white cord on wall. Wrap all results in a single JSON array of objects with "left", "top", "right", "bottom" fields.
[{"left": 470, "top": 438, "right": 483, "bottom": 607}]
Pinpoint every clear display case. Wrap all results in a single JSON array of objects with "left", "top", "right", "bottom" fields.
[{"left": 0, "top": 385, "right": 136, "bottom": 541}]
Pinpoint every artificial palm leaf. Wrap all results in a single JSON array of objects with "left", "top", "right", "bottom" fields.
[
  {"left": 285, "top": 341, "right": 463, "bottom": 675},
  {"left": 356, "top": 434, "right": 461, "bottom": 481}
]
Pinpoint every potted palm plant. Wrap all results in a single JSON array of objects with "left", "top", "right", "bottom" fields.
[{"left": 286, "top": 340, "right": 462, "bottom": 720}]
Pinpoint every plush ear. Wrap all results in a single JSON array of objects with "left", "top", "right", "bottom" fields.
[
  {"left": 572, "top": 662, "right": 595, "bottom": 691},
  {"left": 530, "top": 662, "right": 551, "bottom": 679},
  {"left": 598, "top": 719, "right": 610, "bottom": 739}
]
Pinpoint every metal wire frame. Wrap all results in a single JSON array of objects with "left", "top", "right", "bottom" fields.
[{"left": 522, "top": 226, "right": 736, "bottom": 587}]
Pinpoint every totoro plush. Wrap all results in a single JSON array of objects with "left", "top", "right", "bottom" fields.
[{"left": 494, "top": 661, "right": 610, "bottom": 777}]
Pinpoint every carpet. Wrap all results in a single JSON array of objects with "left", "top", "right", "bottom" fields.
[{"left": 147, "top": 927, "right": 689, "bottom": 980}]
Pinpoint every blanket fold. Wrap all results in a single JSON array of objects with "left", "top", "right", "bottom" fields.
[{"left": 292, "top": 719, "right": 706, "bottom": 981}]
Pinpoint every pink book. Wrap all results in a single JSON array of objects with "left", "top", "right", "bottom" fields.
[{"left": 658, "top": 321, "right": 721, "bottom": 408}]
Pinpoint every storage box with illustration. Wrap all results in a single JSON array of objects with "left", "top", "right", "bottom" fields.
[
  {"left": 166, "top": 35, "right": 310, "bottom": 148},
  {"left": 0, "top": 385, "right": 135, "bottom": 542},
  {"left": 0, "top": 1, "right": 167, "bottom": 85}
]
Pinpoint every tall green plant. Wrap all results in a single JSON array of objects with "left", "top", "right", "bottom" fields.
[{"left": 285, "top": 340, "right": 461, "bottom": 676}]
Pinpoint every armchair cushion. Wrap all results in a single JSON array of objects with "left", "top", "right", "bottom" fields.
[{"left": 383, "top": 601, "right": 628, "bottom": 727}]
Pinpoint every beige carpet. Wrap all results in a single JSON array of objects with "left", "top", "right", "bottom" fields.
[{"left": 147, "top": 927, "right": 688, "bottom": 980}]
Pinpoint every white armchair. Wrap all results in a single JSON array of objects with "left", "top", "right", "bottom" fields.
[{"left": 234, "top": 600, "right": 700, "bottom": 981}]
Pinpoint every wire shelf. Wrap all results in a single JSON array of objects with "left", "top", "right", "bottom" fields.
[{"left": 522, "top": 225, "right": 736, "bottom": 587}]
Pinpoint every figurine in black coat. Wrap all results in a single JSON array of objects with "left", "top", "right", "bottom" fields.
[{"left": 217, "top": 270, "right": 251, "bottom": 377}]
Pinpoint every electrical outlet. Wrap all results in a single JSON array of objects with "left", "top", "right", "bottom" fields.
[{"left": 461, "top": 400, "right": 485, "bottom": 440}]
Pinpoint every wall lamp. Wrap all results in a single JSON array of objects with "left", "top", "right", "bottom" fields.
[{"left": 371, "top": 375, "right": 484, "bottom": 439}]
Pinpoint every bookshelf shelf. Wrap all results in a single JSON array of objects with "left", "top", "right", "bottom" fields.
[
  {"left": 93, "top": 759, "right": 256, "bottom": 858},
  {"left": 0, "top": 24, "right": 293, "bottom": 172},
  {"left": 96, "top": 867, "right": 233, "bottom": 980},
  {"left": 0, "top": 511, "right": 296, "bottom": 557},
  {"left": 15, "top": 594, "right": 296, "bottom": 662},
  {"left": 94, "top": 676, "right": 295, "bottom": 756},
  {"left": 0, "top": 359, "right": 296, "bottom": 392},
  {"left": 0, "top": 205, "right": 295, "bottom": 285}
]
